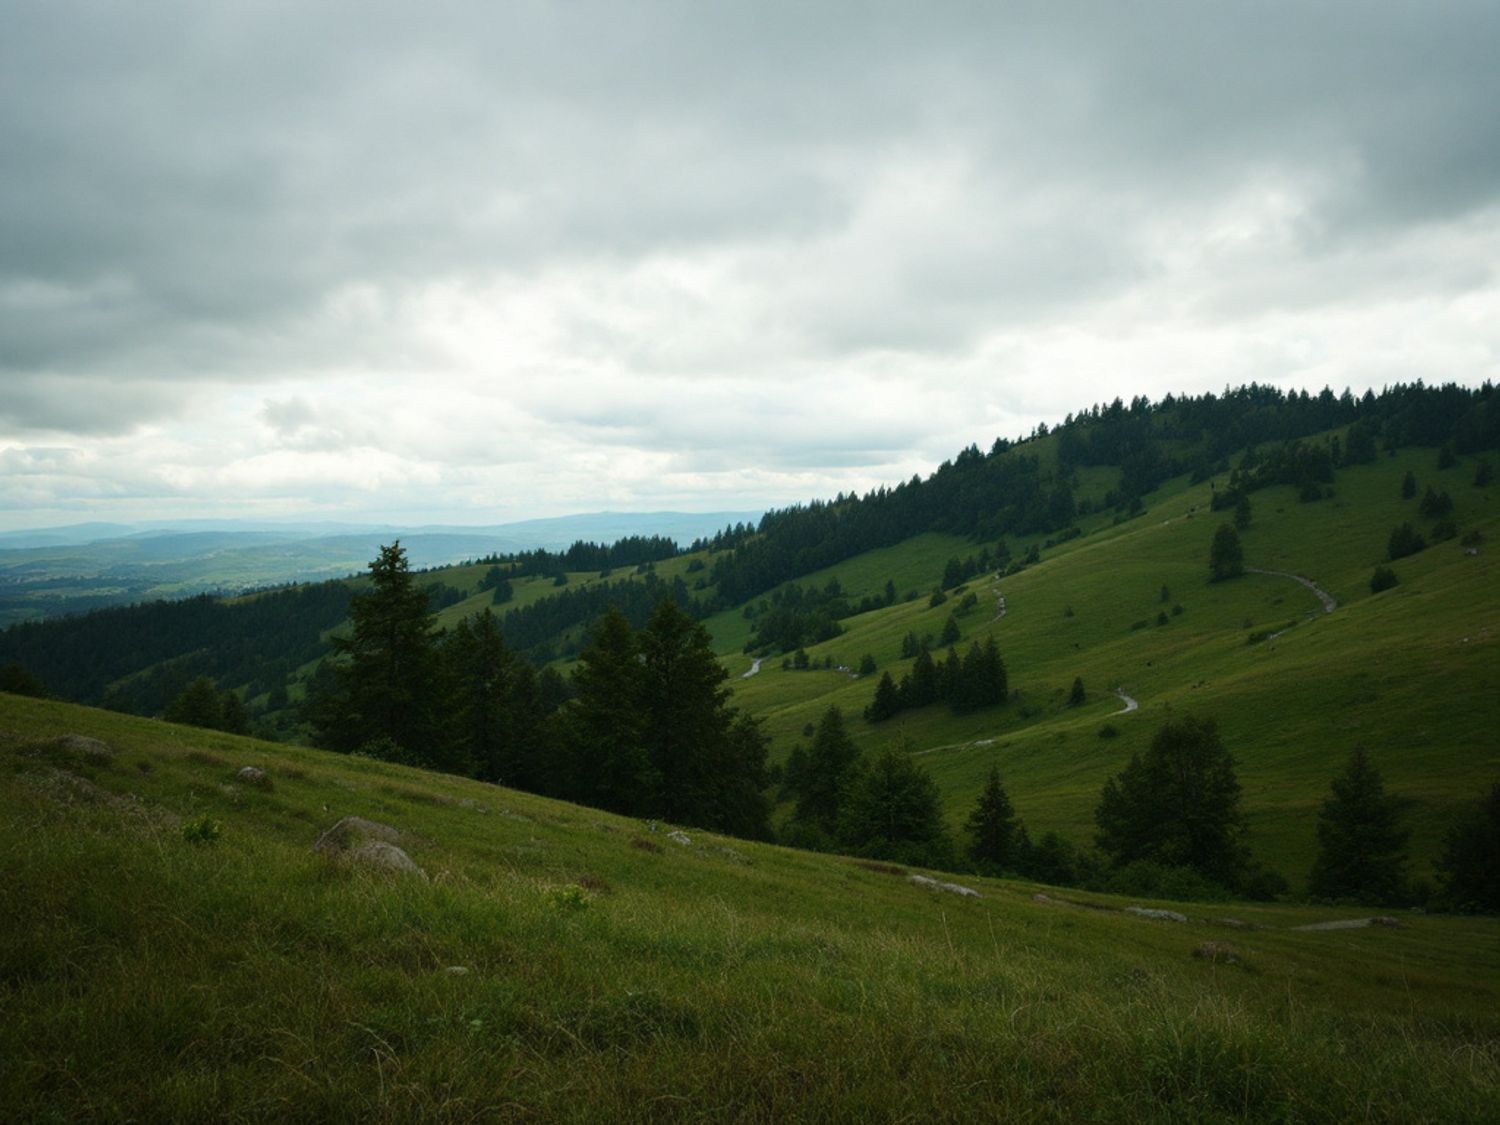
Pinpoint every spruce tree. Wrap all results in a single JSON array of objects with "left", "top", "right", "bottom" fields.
[
  {"left": 1434, "top": 782, "right": 1500, "bottom": 913},
  {"left": 839, "top": 743, "right": 951, "bottom": 867},
  {"left": 794, "top": 706, "right": 861, "bottom": 835},
  {"left": 1307, "top": 747, "right": 1409, "bottom": 904},
  {"left": 864, "top": 671, "right": 900, "bottom": 722},
  {"left": 567, "top": 606, "right": 647, "bottom": 813},
  {"left": 1209, "top": 524, "right": 1245, "bottom": 581},
  {"left": 1095, "top": 716, "right": 1248, "bottom": 888},
  {"left": 313, "top": 542, "right": 446, "bottom": 768},
  {"left": 965, "top": 767, "right": 1019, "bottom": 871}
]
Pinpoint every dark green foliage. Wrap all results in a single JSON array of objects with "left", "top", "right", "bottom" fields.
[
  {"left": 0, "top": 662, "right": 48, "bottom": 698},
  {"left": 744, "top": 580, "right": 848, "bottom": 653},
  {"left": 1369, "top": 566, "right": 1399, "bottom": 594},
  {"left": 792, "top": 707, "right": 862, "bottom": 836},
  {"left": 964, "top": 767, "right": 1019, "bottom": 871},
  {"left": 1419, "top": 487, "right": 1454, "bottom": 518},
  {"left": 1159, "top": 584, "right": 1171, "bottom": 603},
  {"left": 1068, "top": 677, "right": 1085, "bottom": 707},
  {"left": 928, "top": 590, "right": 948, "bottom": 609},
  {"left": 939, "top": 614, "right": 961, "bottom": 646},
  {"left": 957, "top": 591, "right": 979, "bottom": 614},
  {"left": 1388, "top": 523, "right": 1427, "bottom": 560},
  {"left": 1095, "top": 716, "right": 1248, "bottom": 889},
  {"left": 446, "top": 609, "right": 546, "bottom": 790},
  {"left": 857, "top": 654, "right": 877, "bottom": 676},
  {"left": 1475, "top": 460, "right": 1494, "bottom": 487},
  {"left": 165, "top": 675, "right": 248, "bottom": 735},
  {"left": 1401, "top": 470, "right": 1417, "bottom": 499},
  {"left": 1437, "top": 443, "right": 1457, "bottom": 470},
  {"left": 496, "top": 573, "right": 705, "bottom": 658},
  {"left": 310, "top": 542, "right": 449, "bottom": 770},
  {"left": 838, "top": 744, "right": 952, "bottom": 867},
  {"left": 1209, "top": 524, "right": 1244, "bottom": 581},
  {"left": 1233, "top": 491, "right": 1252, "bottom": 530},
  {"left": 1431, "top": 518, "right": 1458, "bottom": 542},
  {"left": 1434, "top": 782, "right": 1500, "bottom": 912},
  {"left": 636, "top": 598, "right": 769, "bottom": 836},
  {"left": 1307, "top": 747, "right": 1409, "bottom": 905},
  {"left": 864, "top": 671, "right": 900, "bottom": 722}
]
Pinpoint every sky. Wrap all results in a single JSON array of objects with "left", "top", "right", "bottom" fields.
[{"left": 2, "top": 1, "right": 1498, "bottom": 531}]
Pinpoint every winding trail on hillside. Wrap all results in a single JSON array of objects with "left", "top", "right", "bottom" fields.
[
  {"left": 740, "top": 657, "right": 764, "bottom": 680},
  {"left": 1246, "top": 568, "right": 1338, "bottom": 614},
  {"left": 1112, "top": 688, "right": 1139, "bottom": 715}
]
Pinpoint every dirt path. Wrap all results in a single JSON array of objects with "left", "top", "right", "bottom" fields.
[
  {"left": 1112, "top": 688, "right": 1139, "bottom": 715},
  {"left": 1246, "top": 567, "right": 1338, "bottom": 614},
  {"left": 740, "top": 657, "right": 764, "bottom": 680},
  {"left": 990, "top": 578, "right": 1007, "bottom": 621}
]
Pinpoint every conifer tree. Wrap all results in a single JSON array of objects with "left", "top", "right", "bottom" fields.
[
  {"left": 1209, "top": 524, "right": 1245, "bottom": 581},
  {"left": 864, "top": 671, "right": 900, "bottom": 722},
  {"left": 1095, "top": 716, "right": 1248, "bottom": 888},
  {"left": 567, "top": 605, "right": 647, "bottom": 813},
  {"left": 839, "top": 742, "right": 951, "bottom": 866},
  {"left": 794, "top": 706, "right": 862, "bottom": 835},
  {"left": 965, "top": 767, "right": 1019, "bottom": 871},
  {"left": 1307, "top": 747, "right": 1409, "bottom": 904},
  {"left": 312, "top": 542, "right": 446, "bottom": 768},
  {"left": 1434, "top": 782, "right": 1500, "bottom": 913}
]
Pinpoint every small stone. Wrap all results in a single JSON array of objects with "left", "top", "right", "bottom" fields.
[
  {"left": 445, "top": 965, "right": 471, "bottom": 976},
  {"left": 349, "top": 840, "right": 427, "bottom": 880},
  {"left": 1126, "top": 906, "right": 1188, "bottom": 923},
  {"left": 313, "top": 815, "right": 403, "bottom": 855},
  {"left": 1371, "top": 916, "right": 1401, "bottom": 928},
  {"left": 667, "top": 830, "right": 692, "bottom": 846},
  {"left": 236, "top": 766, "right": 271, "bottom": 788}
]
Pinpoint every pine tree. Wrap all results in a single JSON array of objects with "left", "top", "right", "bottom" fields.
[
  {"left": 1209, "top": 524, "right": 1245, "bottom": 581},
  {"left": 166, "top": 675, "right": 225, "bottom": 730},
  {"left": 1307, "top": 747, "right": 1409, "bottom": 904},
  {"left": 965, "top": 767, "right": 1019, "bottom": 871},
  {"left": 864, "top": 671, "right": 900, "bottom": 722},
  {"left": 567, "top": 606, "right": 647, "bottom": 813},
  {"left": 445, "top": 609, "right": 524, "bottom": 787},
  {"left": 1095, "top": 716, "right": 1248, "bottom": 888},
  {"left": 1434, "top": 782, "right": 1500, "bottom": 913},
  {"left": 939, "top": 613, "right": 961, "bottom": 646},
  {"left": 794, "top": 706, "right": 862, "bottom": 835},
  {"left": 839, "top": 743, "right": 951, "bottom": 867},
  {"left": 1068, "top": 676, "right": 1085, "bottom": 707},
  {"left": 313, "top": 542, "right": 446, "bottom": 768}
]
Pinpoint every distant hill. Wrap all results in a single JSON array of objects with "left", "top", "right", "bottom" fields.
[{"left": 0, "top": 510, "right": 762, "bottom": 625}]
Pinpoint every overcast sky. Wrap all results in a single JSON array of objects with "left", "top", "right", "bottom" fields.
[{"left": 2, "top": 1, "right": 1498, "bottom": 530}]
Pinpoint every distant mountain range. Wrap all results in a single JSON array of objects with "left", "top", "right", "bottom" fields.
[{"left": 0, "top": 510, "right": 763, "bottom": 626}]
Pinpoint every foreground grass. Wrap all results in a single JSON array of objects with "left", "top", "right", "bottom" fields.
[{"left": 3, "top": 695, "right": 1497, "bottom": 1121}]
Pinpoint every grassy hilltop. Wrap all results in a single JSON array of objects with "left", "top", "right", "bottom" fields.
[{"left": 2, "top": 692, "right": 1497, "bottom": 1121}]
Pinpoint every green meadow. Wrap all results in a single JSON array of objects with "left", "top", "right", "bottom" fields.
[{"left": 2, "top": 692, "right": 1496, "bottom": 1122}]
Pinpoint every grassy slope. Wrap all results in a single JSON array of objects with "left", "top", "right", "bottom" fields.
[
  {"left": 727, "top": 448, "right": 1500, "bottom": 886},
  {"left": 2, "top": 693, "right": 1496, "bottom": 1122}
]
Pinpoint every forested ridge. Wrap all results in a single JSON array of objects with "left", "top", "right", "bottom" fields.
[{"left": 2, "top": 379, "right": 1495, "bottom": 728}]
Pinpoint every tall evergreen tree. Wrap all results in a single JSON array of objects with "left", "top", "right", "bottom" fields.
[
  {"left": 794, "top": 706, "right": 862, "bottom": 835},
  {"left": 566, "top": 606, "right": 648, "bottom": 813},
  {"left": 444, "top": 609, "right": 527, "bottom": 786},
  {"left": 1434, "top": 782, "right": 1500, "bottom": 913},
  {"left": 839, "top": 742, "right": 951, "bottom": 867},
  {"left": 1307, "top": 746, "right": 1409, "bottom": 904},
  {"left": 864, "top": 671, "right": 900, "bottom": 722},
  {"left": 965, "top": 767, "right": 1020, "bottom": 872},
  {"left": 311, "top": 542, "right": 447, "bottom": 768},
  {"left": 1095, "top": 716, "right": 1248, "bottom": 888},
  {"left": 1208, "top": 524, "right": 1245, "bottom": 581}
]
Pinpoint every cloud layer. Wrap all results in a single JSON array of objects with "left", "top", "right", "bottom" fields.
[{"left": 3, "top": 1, "right": 1498, "bottom": 527}]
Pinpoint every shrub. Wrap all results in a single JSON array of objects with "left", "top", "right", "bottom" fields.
[
  {"left": 181, "top": 816, "right": 221, "bottom": 846},
  {"left": 1387, "top": 523, "right": 1427, "bottom": 560},
  {"left": 1369, "top": 566, "right": 1398, "bottom": 594}
]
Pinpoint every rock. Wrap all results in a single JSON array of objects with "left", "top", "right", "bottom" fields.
[
  {"left": 1032, "top": 893, "right": 1056, "bottom": 904},
  {"left": 1192, "top": 942, "right": 1240, "bottom": 963},
  {"left": 1126, "top": 906, "right": 1188, "bottom": 923},
  {"left": 445, "top": 965, "right": 470, "bottom": 975},
  {"left": 313, "top": 815, "right": 403, "bottom": 856},
  {"left": 236, "top": 765, "right": 271, "bottom": 788},
  {"left": 1371, "top": 916, "right": 1402, "bottom": 928},
  {"left": 667, "top": 830, "right": 692, "bottom": 846},
  {"left": 908, "top": 873, "right": 981, "bottom": 898},
  {"left": 349, "top": 840, "right": 427, "bottom": 880},
  {"left": 58, "top": 735, "right": 115, "bottom": 763}
]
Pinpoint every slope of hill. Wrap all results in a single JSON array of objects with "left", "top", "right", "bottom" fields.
[
  {"left": 1, "top": 693, "right": 1495, "bottom": 1121},
  {"left": 727, "top": 445, "right": 1500, "bottom": 884}
]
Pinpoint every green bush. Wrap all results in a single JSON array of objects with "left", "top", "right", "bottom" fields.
[{"left": 180, "top": 816, "right": 221, "bottom": 846}]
